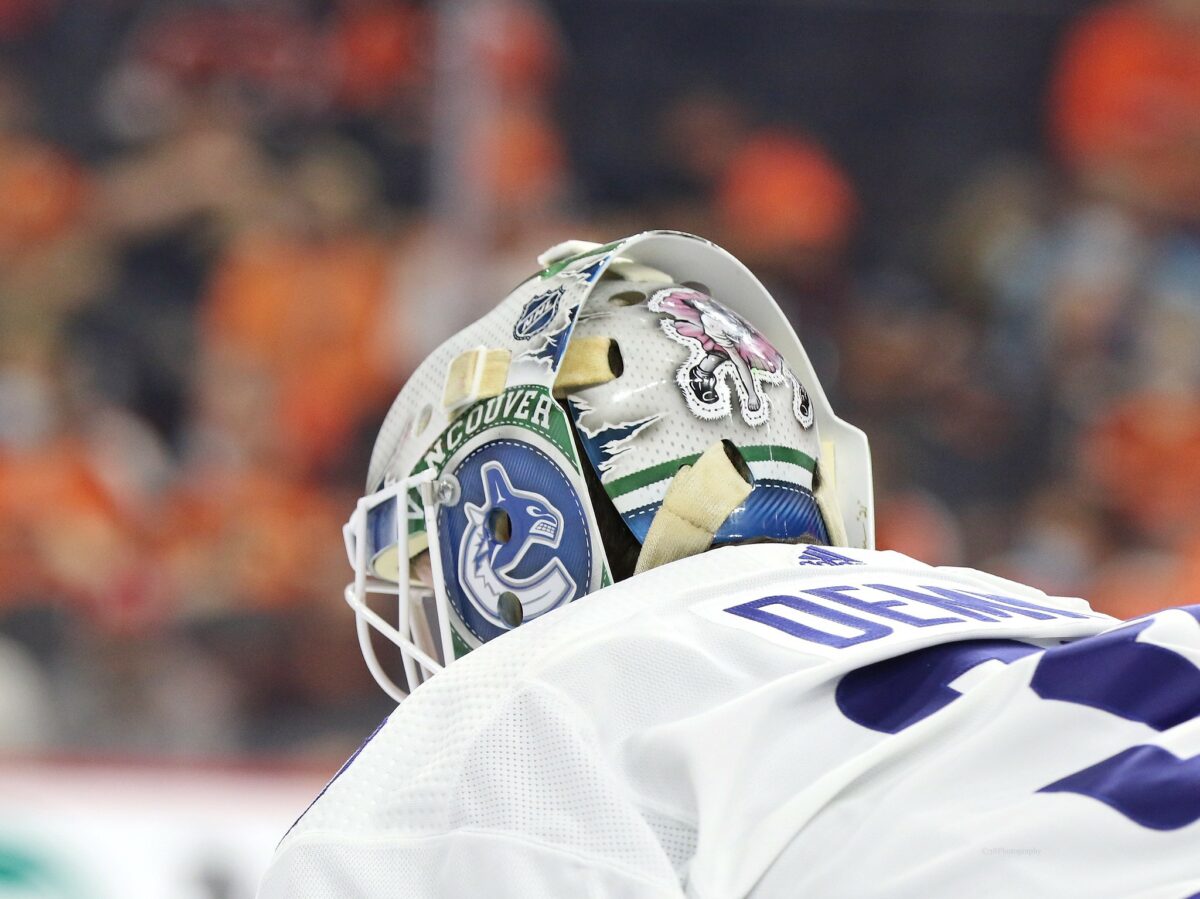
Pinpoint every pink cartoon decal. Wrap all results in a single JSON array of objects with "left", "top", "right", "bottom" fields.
[{"left": 648, "top": 287, "right": 814, "bottom": 428}]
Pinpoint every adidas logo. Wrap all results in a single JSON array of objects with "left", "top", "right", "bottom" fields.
[{"left": 797, "top": 545, "right": 862, "bottom": 567}]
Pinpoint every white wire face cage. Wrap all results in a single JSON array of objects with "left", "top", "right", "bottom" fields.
[{"left": 342, "top": 469, "right": 455, "bottom": 703}]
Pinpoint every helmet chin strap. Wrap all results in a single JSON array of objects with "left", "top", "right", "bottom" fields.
[{"left": 634, "top": 440, "right": 754, "bottom": 574}]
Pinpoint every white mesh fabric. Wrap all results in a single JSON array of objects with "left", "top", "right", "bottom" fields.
[
  {"left": 452, "top": 684, "right": 671, "bottom": 869},
  {"left": 639, "top": 808, "right": 698, "bottom": 881},
  {"left": 265, "top": 544, "right": 1154, "bottom": 899},
  {"left": 275, "top": 546, "right": 925, "bottom": 895},
  {"left": 280, "top": 554, "right": 745, "bottom": 882},
  {"left": 275, "top": 546, "right": 808, "bottom": 895}
]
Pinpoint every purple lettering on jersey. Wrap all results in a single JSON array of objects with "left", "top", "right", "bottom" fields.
[
  {"left": 832, "top": 611, "right": 1200, "bottom": 832},
  {"left": 835, "top": 639, "right": 1040, "bottom": 734},
  {"left": 1032, "top": 612, "right": 1200, "bottom": 829},
  {"left": 1032, "top": 619, "right": 1200, "bottom": 731},
  {"left": 805, "top": 585, "right": 962, "bottom": 628},
  {"left": 868, "top": 584, "right": 1089, "bottom": 622},
  {"left": 725, "top": 594, "right": 892, "bottom": 648},
  {"left": 1040, "top": 746, "right": 1200, "bottom": 831}
]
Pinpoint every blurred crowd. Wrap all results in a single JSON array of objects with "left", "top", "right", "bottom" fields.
[{"left": 2, "top": 0, "right": 1200, "bottom": 761}]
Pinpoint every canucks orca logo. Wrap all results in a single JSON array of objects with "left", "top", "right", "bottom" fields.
[
  {"left": 513, "top": 287, "right": 564, "bottom": 340},
  {"left": 438, "top": 439, "right": 593, "bottom": 644},
  {"left": 458, "top": 461, "right": 576, "bottom": 623}
]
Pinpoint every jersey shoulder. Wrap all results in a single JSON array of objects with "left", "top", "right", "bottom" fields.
[{"left": 277, "top": 544, "right": 1114, "bottom": 849}]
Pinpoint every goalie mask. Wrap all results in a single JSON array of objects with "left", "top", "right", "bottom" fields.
[{"left": 344, "top": 231, "right": 873, "bottom": 701}]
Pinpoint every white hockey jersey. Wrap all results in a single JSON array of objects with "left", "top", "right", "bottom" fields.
[{"left": 260, "top": 545, "right": 1200, "bottom": 898}]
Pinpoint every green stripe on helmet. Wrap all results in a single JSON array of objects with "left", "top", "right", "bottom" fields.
[{"left": 604, "top": 444, "right": 815, "bottom": 498}]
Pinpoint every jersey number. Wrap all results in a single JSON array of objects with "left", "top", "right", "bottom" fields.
[{"left": 834, "top": 609, "right": 1200, "bottom": 830}]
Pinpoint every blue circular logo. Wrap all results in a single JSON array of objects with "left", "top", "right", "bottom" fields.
[{"left": 438, "top": 438, "right": 593, "bottom": 643}]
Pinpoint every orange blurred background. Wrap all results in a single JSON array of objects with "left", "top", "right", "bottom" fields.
[{"left": 3, "top": 0, "right": 1200, "bottom": 892}]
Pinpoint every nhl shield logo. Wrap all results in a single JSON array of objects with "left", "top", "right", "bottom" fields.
[{"left": 513, "top": 287, "right": 564, "bottom": 340}]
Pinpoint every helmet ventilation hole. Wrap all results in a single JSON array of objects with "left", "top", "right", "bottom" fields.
[
  {"left": 487, "top": 508, "right": 512, "bottom": 543},
  {"left": 498, "top": 591, "right": 524, "bottom": 628},
  {"left": 609, "top": 290, "right": 646, "bottom": 306},
  {"left": 721, "top": 439, "right": 754, "bottom": 485},
  {"left": 608, "top": 340, "right": 624, "bottom": 378}
]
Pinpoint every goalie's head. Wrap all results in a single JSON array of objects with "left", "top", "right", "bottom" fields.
[{"left": 344, "top": 231, "right": 873, "bottom": 701}]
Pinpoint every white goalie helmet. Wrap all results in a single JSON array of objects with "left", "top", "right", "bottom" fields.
[{"left": 344, "top": 231, "right": 874, "bottom": 701}]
